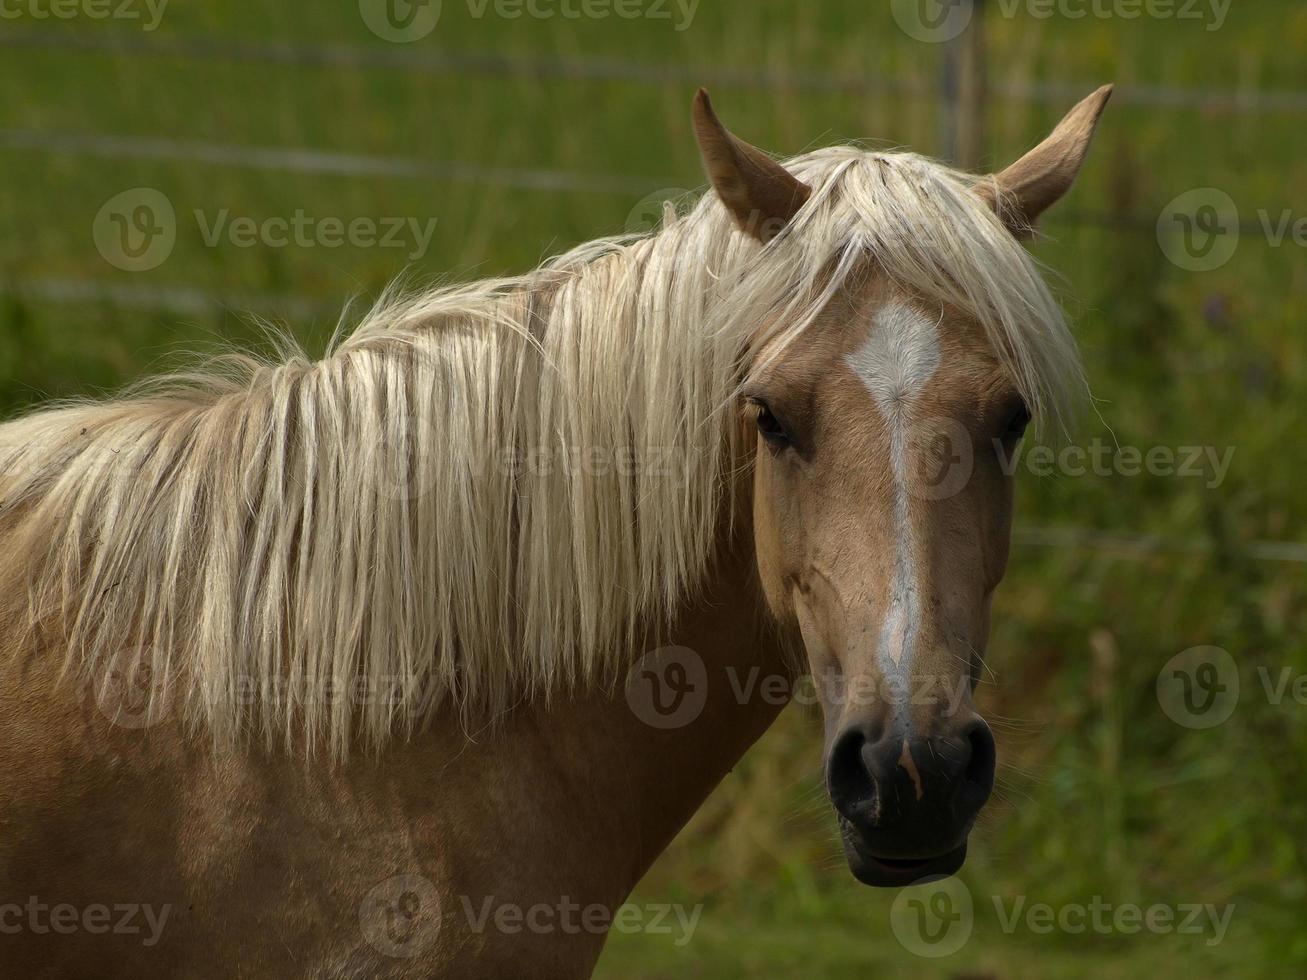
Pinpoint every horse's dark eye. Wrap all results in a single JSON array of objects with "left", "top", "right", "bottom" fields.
[
  {"left": 1005, "top": 401, "right": 1032, "bottom": 439},
  {"left": 750, "top": 400, "right": 789, "bottom": 446}
]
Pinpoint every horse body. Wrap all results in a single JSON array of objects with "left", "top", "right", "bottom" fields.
[
  {"left": 0, "top": 87, "right": 1110, "bottom": 975},
  {"left": 0, "top": 534, "right": 789, "bottom": 978}
]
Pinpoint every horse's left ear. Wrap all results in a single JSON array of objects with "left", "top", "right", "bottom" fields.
[
  {"left": 978, "top": 84, "right": 1114, "bottom": 238},
  {"left": 692, "top": 88, "right": 812, "bottom": 242}
]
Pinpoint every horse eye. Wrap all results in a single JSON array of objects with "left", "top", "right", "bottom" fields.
[
  {"left": 1005, "top": 401, "right": 1032, "bottom": 438},
  {"left": 750, "top": 400, "right": 789, "bottom": 446}
]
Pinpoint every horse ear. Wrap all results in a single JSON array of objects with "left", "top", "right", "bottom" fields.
[
  {"left": 978, "top": 84, "right": 1113, "bottom": 239},
  {"left": 692, "top": 88, "right": 812, "bottom": 243}
]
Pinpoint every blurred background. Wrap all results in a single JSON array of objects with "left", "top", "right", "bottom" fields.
[{"left": 2, "top": 1, "right": 1305, "bottom": 976}]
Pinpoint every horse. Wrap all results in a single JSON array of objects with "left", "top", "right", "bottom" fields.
[{"left": 0, "top": 84, "right": 1110, "bottom": 977}]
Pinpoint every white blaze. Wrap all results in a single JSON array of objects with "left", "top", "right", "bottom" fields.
[{"left": 843, "top": 302, "right": 941, "bottom": 681}]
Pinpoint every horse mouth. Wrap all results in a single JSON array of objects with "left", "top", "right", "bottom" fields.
[{"left": 840, "top": 821, "right": 969, "bottom": 887}]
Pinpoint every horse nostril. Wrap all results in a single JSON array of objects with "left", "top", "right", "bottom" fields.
[
  {"left": 826, "top": 717, "right": 996, "bottom": 834},
  {"left": 825, "top": 724, "right": 878, "bottom": 820},
  {"left": 962, "top": 717, "right": 997, "bottom": 793}
]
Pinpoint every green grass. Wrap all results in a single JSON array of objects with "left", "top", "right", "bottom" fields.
[{"left": 2, "top": 2, "right": 1306, "bottom": 975}]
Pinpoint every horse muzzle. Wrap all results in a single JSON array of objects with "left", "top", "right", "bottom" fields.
[{"left": 824, "top": 714, "right": 996, "bottom": 887}]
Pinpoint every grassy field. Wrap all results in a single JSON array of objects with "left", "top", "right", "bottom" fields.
[{"left": 2, "top": 1, "right": 1306, "bottom": 975}]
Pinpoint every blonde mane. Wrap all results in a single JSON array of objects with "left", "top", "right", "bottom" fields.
[{"left": 0, "top": 146, "right": 1084, "bottom": 755}]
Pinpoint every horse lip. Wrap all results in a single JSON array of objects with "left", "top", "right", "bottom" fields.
[
  {"left": 868, "top": 855, "right": 937, "bottom": 872},
  {"left": 851, "top": 843, "right": 968, "bottom": 887},
  {"left": 839, "top": 819, "right": 970, "bottom": 887}
]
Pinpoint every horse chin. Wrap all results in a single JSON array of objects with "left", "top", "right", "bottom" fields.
[{"left": 839, "top": 821, "right": 969, "bottom": 888}]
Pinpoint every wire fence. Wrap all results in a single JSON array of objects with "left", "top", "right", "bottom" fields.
[
  {"left": 1, "top": 29, "right": 1288, "bottom": 235},
  {"left": 5, "top": 126, "right": 1266, "bottom": 234},
  {"left": 0, "top": 128, "right": 664, "bottom": 194},
  {"left": 1013, "top": 527, "right": 1307, "bottom": 566},
  {"left": 6, "top": 31, "right": 1307, "bottom": 112},
  {"left": 4, "top": 30, "right": 1301, "bottom": 565}
]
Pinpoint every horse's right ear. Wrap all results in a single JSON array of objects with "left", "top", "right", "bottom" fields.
[
  {"left": 977, "top": 84, "right": 1113, "bottom": 239},
  {"left": 692, "top": 88, "right": 812, "bottom": 243}
]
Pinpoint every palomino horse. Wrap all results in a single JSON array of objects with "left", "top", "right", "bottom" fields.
[{"left": 0, "top": 85, "right": 1110, "bottom": 977}]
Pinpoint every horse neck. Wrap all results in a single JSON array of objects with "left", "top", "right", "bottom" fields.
[
  {"left": 420, "top": 486, "right": 797, "bottom": 911},
  {"left": 560, "top": 515, "right": 794, "bottom": 880}
]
